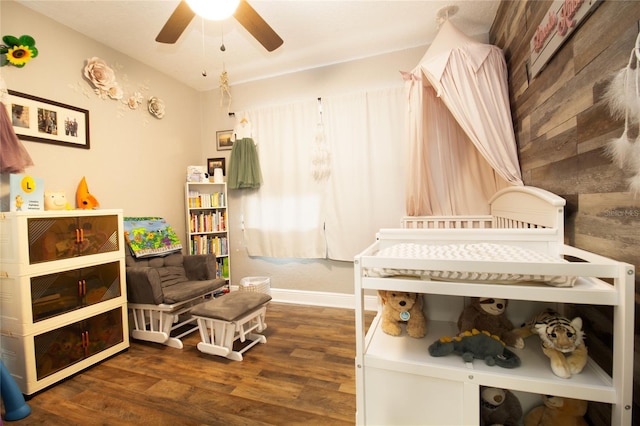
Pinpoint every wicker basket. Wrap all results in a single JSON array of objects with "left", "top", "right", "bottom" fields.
[{"left": 239, "top": 276, "right": 271, "bottom": 295}]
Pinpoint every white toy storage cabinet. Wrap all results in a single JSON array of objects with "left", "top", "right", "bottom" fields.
[
  {"left": 353, "top": 187, "right": 635, "bottom": 425},
  {"left": 0, "top": 209, "right": 129, "bottom": 395}
]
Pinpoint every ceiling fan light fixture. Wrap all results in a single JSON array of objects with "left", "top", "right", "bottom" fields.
[{"left": 185, "top": 0, "right": 240, "bottom": 20}]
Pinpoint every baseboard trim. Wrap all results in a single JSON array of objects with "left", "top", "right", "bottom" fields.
[{"left": 269, "top": 288, "right": 379, "bottom": 312}]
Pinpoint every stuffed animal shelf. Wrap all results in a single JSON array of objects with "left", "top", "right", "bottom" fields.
[
  {"left": 458, "top": 297, "right": 524, "bottom": 349},
  {"left": 428, "top": 329, "right": 521, "bottom": 368},
  {"left": 378, "top": 290, "right": 427, "bottom": 338},
  {"left": 480, "top": 386, "right": 522, "bottom": 426},
  {"left": 515, "top": 308, "right": 587, "bottom": 379},
  {"left": 524, "top": 395, "right": 588, "bottom": 426}
]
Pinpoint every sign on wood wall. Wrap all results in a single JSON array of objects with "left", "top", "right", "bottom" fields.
[{"left": 528, "top": 0, "right": 602, "bottom": 79}]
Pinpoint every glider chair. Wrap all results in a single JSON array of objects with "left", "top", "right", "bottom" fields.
[{"left": 125, "top": 250, "right": 226, "bottom": 349}]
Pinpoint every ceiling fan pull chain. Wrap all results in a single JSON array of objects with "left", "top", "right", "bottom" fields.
[
  {"left": 220, "top": 23, "right": 226, "bottom": 52},
  {"left": 201, "top": 17, "right": 207, "bottom": 77}
]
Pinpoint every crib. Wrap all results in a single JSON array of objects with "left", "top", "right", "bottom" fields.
[
  {"left": 353, "top": 185, "right": 634, "bottom": 425},
  {"left": 402, "top": 185, "right": 565, "bottom": 232}
]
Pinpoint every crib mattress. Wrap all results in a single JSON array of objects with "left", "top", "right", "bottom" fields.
[{"left": 367, "top": 243, "right": 576, "bottom": 287}]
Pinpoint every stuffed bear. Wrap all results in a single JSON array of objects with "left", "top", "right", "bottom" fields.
[
  {"left": 378, "top": 290, "right": 426, "bottom": 338},
  {"left": 524, "top": 395, "right": 588, "bottom": 426},
  {"left": 480, "top": 386, "right": 522, "bottom": 426},
  {"left": 458, "top": 297, "right": 524, "bottom": 349}
]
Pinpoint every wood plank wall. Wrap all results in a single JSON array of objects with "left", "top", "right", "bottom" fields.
[{"left": 490, "top": 1, "right": 640, "bottom": 424}]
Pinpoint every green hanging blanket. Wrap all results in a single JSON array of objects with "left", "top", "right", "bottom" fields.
[{"left": 228, "top": 137, "right": 263, "bottom": 190}]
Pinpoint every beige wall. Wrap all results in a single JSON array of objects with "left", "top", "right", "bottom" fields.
[
  {"left": 0, "top": 0, "right": 426, "bottom": 298},
  {"left": 1, "top": 0, "right": 201, "bottom": 241}
]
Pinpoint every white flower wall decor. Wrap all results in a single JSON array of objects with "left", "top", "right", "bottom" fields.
[
  {"left": 148, "top": 96, "right": 165, "bottom": 119},
  {"left": 83, "top": 57, "right": 122, "bottom": 100},
  {"left": 81, "top": 57, "right": 165, "bottom": 120}
]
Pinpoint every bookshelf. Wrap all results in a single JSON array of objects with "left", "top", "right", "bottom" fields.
[{"left": 185, "top": 182, "right": 230, "bottom": 284}]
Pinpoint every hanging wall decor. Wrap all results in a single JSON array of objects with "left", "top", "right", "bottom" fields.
[
  {"left": 7, "top": 90, "right": 90, "bottom": 149},
  {"left": 216, "top": 129, "right": 234, "bottom": 151},
  {"left": 83, "top": 57, "right": 123, "bottom": 100},
  {"left": 81, "top": 57, "right": 165, "bottom": 120},
  {"left": 603, "top": 32, "right": 640, "bottom": 195},
  {"left": 1, "top": 35, "right": 38, "bottom": 68},
  {"left": 528, "top": 0, "right": 601, "bottom": 79},
  {"left": 148, "top": 96, "right": 165, "bottom": 119}
]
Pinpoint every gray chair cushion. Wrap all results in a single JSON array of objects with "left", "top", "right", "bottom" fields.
[
  {"left": 156, "top": 265, "right": 189, "bottom": 288},
  {"left": 192, "top": 292, "right": 271, "bottom": 321},
  {"left": 162, "top": 279, "right": 226, "bottom": 304}
]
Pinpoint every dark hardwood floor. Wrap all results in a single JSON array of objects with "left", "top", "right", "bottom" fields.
[{"left": 3, "top": 303, "right": 375, "bottom": 425}]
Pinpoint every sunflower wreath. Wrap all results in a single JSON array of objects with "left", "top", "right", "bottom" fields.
[{"left": 1, "top": 35, "right": 38, "bottom": 68}]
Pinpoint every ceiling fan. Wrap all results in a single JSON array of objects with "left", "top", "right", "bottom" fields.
[{"left": 156, "top": 0, "right": 283, "bottom": 52}]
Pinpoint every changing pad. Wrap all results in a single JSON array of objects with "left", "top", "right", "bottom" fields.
[{"left": 367, "top": 243, "right": 576, "bottom": 287}]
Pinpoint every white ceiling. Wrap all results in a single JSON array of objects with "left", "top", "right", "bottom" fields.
[{"left": 15, "top": 0, "right": 501, "bottom": 92}]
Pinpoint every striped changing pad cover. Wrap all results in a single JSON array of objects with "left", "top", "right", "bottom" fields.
[{"left": 367, "top": 243, "right": 576, "bottom": 287}]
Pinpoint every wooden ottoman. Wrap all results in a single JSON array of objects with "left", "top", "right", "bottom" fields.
[{"left": 191, "top": 291, "right": 271, "bottom": 361}]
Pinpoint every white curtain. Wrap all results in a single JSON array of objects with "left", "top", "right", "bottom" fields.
[
  {"left": 241, "top": 100, "right": 327, "bottom": 258},
  {"left": 240, "top": 87, "right": 405, "bottom": 260},
  {"left": 323, "top": 87, "right": 406, "bottom": 261}
]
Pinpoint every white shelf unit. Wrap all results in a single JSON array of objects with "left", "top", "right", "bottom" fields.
[
  {"left": 354, "top": 235, "right": 634, "bottom": 425},
  {"left": 185, "top": 182, "right": 230, "bottom": 284},
  {"left": 0, "top": 209, "right": 129, "bottom": 395}
]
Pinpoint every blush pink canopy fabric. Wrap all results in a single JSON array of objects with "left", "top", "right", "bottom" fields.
[{"left": 405, "top": 20, "right": 523, "bottom": 216}]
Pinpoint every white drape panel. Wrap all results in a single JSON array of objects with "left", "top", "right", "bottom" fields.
[
  {"left": 240, "top": 87, "right": 405, "bottom": 260},
  {"left": 241, "top": 100, "right": 328, "bottom": 258},
  {"left": 405, "top": 20, "right": 522, "bottom": 216},
  {"left": 323, "top": 87, "right": 406, "bottom": 261}
]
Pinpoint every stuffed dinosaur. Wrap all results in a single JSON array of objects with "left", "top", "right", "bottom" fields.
[{"left": 428, "top": 329, "right": 521, "bottom": 368}]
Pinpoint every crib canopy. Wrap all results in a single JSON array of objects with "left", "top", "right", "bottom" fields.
[{"left": 405, "top": 20, "right": 523, "bottom": 216}]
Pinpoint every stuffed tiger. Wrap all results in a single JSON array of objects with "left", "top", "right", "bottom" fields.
[{"left": 516, "top": 308, "right": 587, "bottom": 379}]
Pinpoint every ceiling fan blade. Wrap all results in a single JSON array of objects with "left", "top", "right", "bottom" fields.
[
  {"left": 234, "top": 0, "right": 283, "bottom": 52},
  {"left": 156, "top": 1, "right": 196, "bottom": 44}
]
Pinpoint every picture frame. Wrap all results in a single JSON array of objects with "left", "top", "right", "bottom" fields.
[
  {"left": 207, "top": 157, "right": 226, "bottom": 176},
  {"left": 216, "top": 129, "right": 234, "bottom": 151},
  {"left": 7, "top": 90, "right": 90, "bottom": 149}
]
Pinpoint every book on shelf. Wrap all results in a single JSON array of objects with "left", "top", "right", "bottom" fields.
[
  {"left": 189, "top": 235, "right": 228, "bottom": 256},
  {"left": 189, "top": 211, "right": 227, "bottom": 233},
  {"left": 217, "top": 257, "right": 229, "bottom": 279},
  {"left": 187, "top": 191, "right": 225, "bottom": 209}
]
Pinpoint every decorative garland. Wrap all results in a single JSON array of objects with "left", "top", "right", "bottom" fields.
[{"left": 82, "top": 57, "right": 165, "bottom": 119}]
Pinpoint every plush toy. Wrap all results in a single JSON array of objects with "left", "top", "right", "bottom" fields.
[
  {"left": 44, "top": 190, "right": 71, "bottom": 210},
  {"left": 378, "top": 290, "right": 427, "bottom": 338},
  {"left": 458, "top": 297, "right": 524, "bottom": 349},
  {"left": 524, "top": 395, "right": 588, "bottom": 426},
  {"left": 480, "top": 386, "right": 522, "bottom": 426},
  {"left": 428, "top": 329, "right": 521, "bottom": 368},
  {"left": 76, "top": 176, "right": 100, "bottom": 209},
  {"left": 516, "top": 309, "right": 587, "bottom": 379}
]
